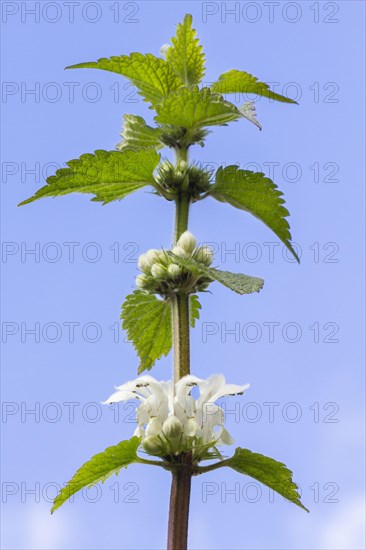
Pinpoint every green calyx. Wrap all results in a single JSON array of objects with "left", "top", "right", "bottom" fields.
[
  {"left": 155, "top": 160, "right": 212, "bottom": 201},
  {"left": 159, "top": 125, "right": 209, "bottom": 150}
]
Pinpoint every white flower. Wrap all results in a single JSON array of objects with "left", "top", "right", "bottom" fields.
[
  {"left": 103, "top": 374, "right": 249, "bottom": 459},
  {"left": 177, "top": 231, "right": 197, "bottom": 253}
]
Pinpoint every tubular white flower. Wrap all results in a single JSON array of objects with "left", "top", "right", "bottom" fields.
[{"left": 103, "top": 374, "right": 249, "bottom": 459}]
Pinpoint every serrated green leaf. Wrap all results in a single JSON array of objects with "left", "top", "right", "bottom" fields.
[
  {"left": 116, "top": 114, "right": 163, "bottom": 151},
  {"left": 238, "top": 101, "right": 262, "bottom": 130},
  {"left": 211, "top": 69, "right": 298, "bottom": 104},
  {"left": 121, "top": 291, "right": 201, "bottom": 373},
  {"left": 66, "top": 53, "right": 183, "bottom": 106},
  {"left": 51, "top": 437, "right": 141, "bottom": 513},
  {"left": 155, "top": 87, "right": 243, "bottom": 129},
  {"left": 166, "top": 13, "right": 205, "bottom": 86},
  {"left": 121, "top": 291, "right": 172, "bottom": 373},
  {"left": 208, "top": 267, "right": 264, "bottom": 294},
  {"left": 170, "top": 255, "right": 264, "bottom": 295},
  {"left": 227, "top": 447, "right": 308, "bottom": 512},
  {"left": 190, "top": 294, "right": 201, "bottom": 327},
  {"left": 18, "top": 149, "right": 160, "bottom": 206},
  {"left": 209, "top": 166, "right": 299, "bottom": 262}
]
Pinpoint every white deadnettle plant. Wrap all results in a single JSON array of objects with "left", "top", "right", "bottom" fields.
[
  {"left": 103, "top": 374, "right": 249, "bottom": 460},
  {"left": 20, "top": 13, "right": 307, "bottom": 546}
]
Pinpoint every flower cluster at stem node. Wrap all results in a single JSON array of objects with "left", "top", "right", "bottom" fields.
[
  {"left": 155, "top": 160, "right": 212, "bottom": 201},
  {"left": 136, "top": 231, "right": 214, "bottom": 296},
  {"left": 103, "top": 374, "right": 250, "bottom": 463}
]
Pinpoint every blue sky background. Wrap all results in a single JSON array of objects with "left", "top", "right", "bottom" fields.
[{"left": 1, "top": 1, "right": 365, "bottom": 549}]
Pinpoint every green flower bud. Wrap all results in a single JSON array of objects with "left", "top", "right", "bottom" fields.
[
  {"left": 142, "top": 436, "right": 163, "bottom": 456},
  {"left": 151, "top": 263, "right": 167, "bottom": 279},
  {"left": 177, "top": 230, "right": 197, "bottom": 253},
  {"left": 162, "top": 415, "right": 183, "bottom": 439},
  {"left": 176, "top": 160, "right": 188, "bottom": 178},
  {"left": 194, "top": 246, "right": 214, "bottom": 266},
  {"left": 168, "top": 263, "right": 181, "bottom": 277},
  {"left": 136, "top": 274, "right": 150, "bottom": 289},
  {"left": 145, "top": 249, "right": 162, "bottom": 267},
  {"left": 145, "top": 417, "right": 163, "bottom": 437},
  {"left": 138, "top": 253, "right": 150, "bottom": 271},
  {"left": 172, "top": 245, "right": 190, "bottom": 259}
]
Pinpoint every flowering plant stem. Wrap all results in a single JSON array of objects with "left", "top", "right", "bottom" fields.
[{"left": 168, "top": 147, "right": 192, "bottom": 550}]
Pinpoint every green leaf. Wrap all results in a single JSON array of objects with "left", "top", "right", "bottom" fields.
[
  {"left": 170, "top": 255, "right": 264, "bottom": 295},
  {"left": 209, "top": 166, "right": 299, "bottom": 262},
  {"left": 226, "top": 447, "right": 308, "bottom": 512},
  {"left": 121, "top": 291, "right": 172, "bottom": 373},
  {"left": 19, "top": 149, "right": 160, "bottom": 206},
  {"left": 211, "top": 69, "right": 298, "bottom": 104},
  {"left": 238, "top": 101, "right": 262, "bottom": 130},
  {"left": 66, "top": 53, "right": 182, "bottom": 106},
  {"left": 116, "top": 114, "right": 163, "bottom": 151},
  {"left": 166, "top": 13, "right": 205, "bottom": 86},
  {"left": 121, "top": 291, "right": 201, "bottom": 373},
  {"left": 208, "top": 267, "right": 264, "bottom": 295},
  {"left": 190, "top": 294, "right": 201, "bottom": 327},
  {"left": 155, "top": 87, "right": 243, "bottom": 129},
  {"left": 51, "top": 437, "right": 141, "bottom": 513}
]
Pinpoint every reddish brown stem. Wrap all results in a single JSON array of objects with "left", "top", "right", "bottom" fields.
[{"left": 167, "top": 458, "right": 192, "bottom": 550}]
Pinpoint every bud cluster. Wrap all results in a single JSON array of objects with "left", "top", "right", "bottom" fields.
[
  {"left": 155, "top": 160, "right": 212, "bottom": 201},
  {"left": 158, "top": 126, "right": 209, "bottom": 151},
  {"left": 136, "top": 231, "right": 214, "bottom": 296}
]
